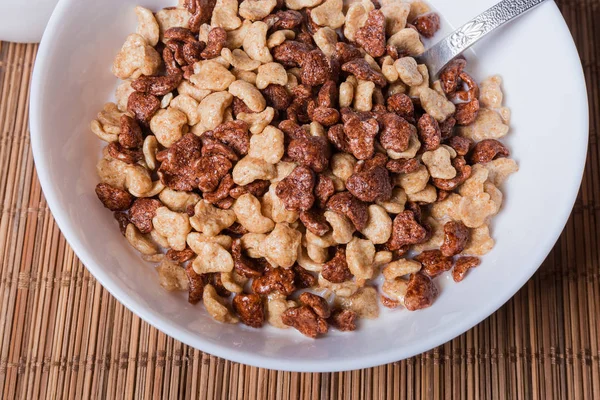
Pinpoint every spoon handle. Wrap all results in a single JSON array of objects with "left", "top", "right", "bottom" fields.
[{"left": 421, "top": 0, "right": 548, "bottom": 76}]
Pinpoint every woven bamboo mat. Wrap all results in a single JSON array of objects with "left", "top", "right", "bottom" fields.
[{"left": 1, "top": 0, "right": 599, "bottom": 398}]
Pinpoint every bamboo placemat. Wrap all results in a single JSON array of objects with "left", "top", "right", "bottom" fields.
[{"left": 1, "top": 0, "right": 599, "bottom": 398}]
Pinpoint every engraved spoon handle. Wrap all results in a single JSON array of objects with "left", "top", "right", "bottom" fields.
[{"left": 420, "top": 0, "right": 548, "bottom": 77}]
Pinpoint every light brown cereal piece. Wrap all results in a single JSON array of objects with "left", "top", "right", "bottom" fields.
[
  {"left": 240, "top": 232, "right": 267, "bottom": 258},
  {"left": 430, "top": 193, "right": 462, "bottom": 220},
  {"left": 194, "top": 91, "right": 234, "bottom": 133},
  {"left": 311, "top": 0, "right": 345, "bottom": 29},
  {"left": 231, "top": 69, "right": 258, "bottom": 85},
  {"left": 421, "top": 147, "right": 457, "bottom": 180},
  {"left": 256, "top": 62, "right": 288, "bottom": 90},
  {"left": 190, "top": 61, "right": 236, "bottom": 91},
  {"left": 285, "top": 72, "right": 299, "bottom": 91},
  {"left": 482, "top": 158, "right": 519, "bottom": 186},
  {"left": 337, "top": 286, "right": 379, "bottom": 319},
  {"left": 458, "top": 164, "right": 488, "bottom": 197},
  {"left": 90, "top": 103, "right": 125, "bottom": 143},
  {"left": 221, "top": 48, "right": 261, "bottom": 72},
  {"left": 285, "top": 0, "right": 323, "bottom": 9},
  {"left": 458, "top": 193, "right": 497, "bottom": 228},
  {"left": 170, "top": 94, "right": 201, "bottom": 126},
  {"left": 233, "top": 193, "right": 275, "bottom": 233},
  {"left": 360, "top": 204, "right": 393, "bottom": 244},
  {"left": 479, "top": 75, "right": 504, "bottom": 109},
  {"left": 354, "top": 79, "right": 375, "bottom": 112},
  {"left": 382, "top": 278, "right": 408, "bottom": 306},
  {"left": 307, "top": 243, "right": 329, "bottom": 264},
  {"left": 396, "top": 164, "right": 429, "bottom": 195},
  {"left": 155, "top": 8, "right": 191, "bottom": 40},
  {"left": 380, "top": 1, "right": 410, "bottom": 35},
  {"left": 457, "top": 108, "right": 509, "bottom": 141},
  {"left": 388, "top": 81, "right": 408, "bottom": 96},
  {"left": 152, "top": 207, "right": 192, "bottom": 251},
  {"left": 259, "top": 223, "right": 302, "bottom": 267},
  {"left": 267, "top": 29, "right": 296, "bottom": 49},
  {"left": 157, "top": 259, "right": 189, "bottom": 291},
  {"left": 406, "top": 185, "right": 437, "bottom": 204},
  {"left": 381, "top": 56, "right": 398, "bottom": 83},
  {"left": 243, "top": 22, "right": 273, "bottom": 63},
  {"left": 387, "top": 28, "right": 425, "bottom": 56},
  {"left": 197, "top": 23, "right": 211, "bottom": 42},
  {"left": 339, "top": 76, "right": 357, "bottom": 108},
  {"left": 189, "top": 200, "right": 236, "bottom": 236},
  {"left": 248, "top": 126, "right": 285, "bottom": 164},
  {"left": 373, "top": 251, "right": 393, "bottom": 269},
  {"left": 387, "top": 132, "right": 421, "bottom": 160},
  {"left": 412, "top": 216, "right": 446, "bottom": 252},
  {"left": 296, "top": 246, "right": 324, "bottom": 272},
  {"left": 305, "top": 230, "right": 335, "bottom": 249},
  {"left": 112, "top": 34, "right": 161, "bottom": 80},
  {"left": 158, "top": 188, "right": 200, "bottom": 212},
  {"left": 191, "top": 242, "right": 234, "bottom": 274},
  {"left": 420, "top": 88, "right": 456, "bottom": 122},
  {"left": 150, "top": 229, "right": 170, "bottom": 248},
  {"left": 125, "top": 224, "right": 158, "bottom": 255},
  {"left": 135, "top": 6, "right": 160, "bottom": 46},
  {"left": 376, "top": 187, "right": 407, "bottom": 214},
  {"left": 226, "top": 20, "right": 252, "bottom": 49},
  {"left": 407, "top": 0, "right": 431, "bottom": 20},
  {"left": 239, "top": 0, "right": 277, "bottom": 21},
  {"left": 177, "top": 80, "right": 211, "bottom": 102},
  {"left": 124, "top": 165, "right": 157, "bottom": 197},
  {"left": 187, "top": 232, "right": 233, "bottom": 250},
  {"left": 318, "top": 274, "right": 359, "bottom": 297},
  {"left": 142, "top": 135, "right": 159, "bottom": 170},
  {"left": 228, "top": 80, "right": 266, "bottom": 112},
  {"left": 407, "top": 64, "right": 430, "bottom": 98},
  {"left": 236, "top": 107, "right": 275, "bottom": 134},
  {"left": 149, "top": 108, "right": 188, "bottom": 147},
  {"left": 346, "top": 237, "right": 376, "bottom": 280},
  {"left": 383, "top": 259, "right": 421, "bottom": 280},
  {"left": 143, "top": 253, "right": 165, "bottom": 263},
  {"left": 313, "top": 28, "right": 338, "bottom": 57},
  {"left": 324, "top": 211, "right": 355, "bottom": 244},
  {"left": 221, "top": 271, "right": 248, "bottom": 293},
  {"left": 310, "top": 122, "right": 326, "bottom": 138},
  {"left": 343, "top": 0, "right": 373, "bottom": 42},
  {"left": 96, "top": 156, "right": 128, "bottom": 189},
  {"left": 462, "top": 225, "right": 495, "bottom": 256},
  {"left": 331, "top": 153, "right": 357, "bottom": 184},
  {"left": 262, "top": 184, "right": 299, "bottom": 223},
  {"left": 161, "top": 92, "right": 174, "bottom": 110},
  {"left": 484, "top": 181, "right": 503, "bottom": 214},
  {"left": 232, "top": 156, "right": 276, "bottom": 185},
  {"left": 266, "top": 293, "right": 297, "bottom": 328},
  {"left": 211, "top": 0, "right": 242, "bottom": 30},
  {"left": 394, "top": 57, "right": 423, "bottom": 87},
  {"left": 203, "top": 284, "right": 239, "bottom": 323},
  {"left": 115, "top": 81, "right": 135, "bottom": 112}
]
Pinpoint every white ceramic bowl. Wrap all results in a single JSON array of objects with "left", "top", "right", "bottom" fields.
[
  {"left": 30, "top": 0, "right": 588, "bottom": 372},
  {"left": 0, "top": 0, "right": 59, "bottom": 43}
]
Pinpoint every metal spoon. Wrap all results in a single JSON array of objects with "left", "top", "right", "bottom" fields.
[{"left": 419, "top": 0, "right": 548, "bottom": 77}]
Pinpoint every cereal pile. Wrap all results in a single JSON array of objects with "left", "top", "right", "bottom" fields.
[{"left": 92, "top": 0, "right": 518, "bottom": 338}]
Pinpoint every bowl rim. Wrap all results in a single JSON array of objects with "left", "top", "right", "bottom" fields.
[{"left": 29, "top": 0, "right": 589, "bottom": 372}]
